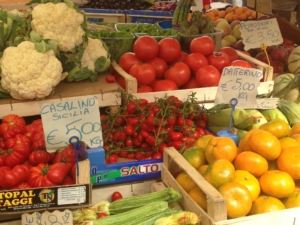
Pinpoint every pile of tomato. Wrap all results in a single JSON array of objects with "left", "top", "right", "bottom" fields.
[
  {"left": 101, "top": 94, "right": 211, "bottom": 164},
  {"left": 0, "top": 114, "right": 77, "bottom": 190},
  {"left": 112, "top": 35, "right": 253, "bottom": 92}
]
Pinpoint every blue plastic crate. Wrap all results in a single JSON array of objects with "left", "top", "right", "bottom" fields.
[{"left": 158, "top": 20, "right": 172, "bottom": 29}]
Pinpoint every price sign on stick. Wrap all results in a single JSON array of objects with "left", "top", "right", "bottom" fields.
[
  {"left": 41, "top": 96, "right": 102, "bottom": 150},
  {"left": 240, "top": 18, "right": 283, "bottom": 51},
  {"left": 215, "top": 66, "right": 262, "bottom": 107}
]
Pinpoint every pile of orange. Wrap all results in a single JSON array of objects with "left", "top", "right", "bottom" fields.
[
  {"left": 175, "top": 119, "right": 300, "bottom": 219},
  {"left": 205, "top": 6, "right": 265, "bottom": 22}
]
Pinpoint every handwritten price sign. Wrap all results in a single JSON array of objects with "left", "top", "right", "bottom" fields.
[
  {"left": 240, "top": 18, "right": 283, "bottom": 50},
  {"left": 41, "top": 96, "right": 102, "bottom": 150},
  {"left": 22, "top": 210, "right": 72, "bottom": 225},
  {"left": 215, "top": 66, "right": 263, "bottom": 107}
]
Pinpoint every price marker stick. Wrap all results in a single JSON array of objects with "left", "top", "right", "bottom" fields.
[
  {"left": 228, "top": 98, "right": 238, "bottom": 133},
  {"left": 261, "top": 43, "right": 271, "bottom": 81},
  {"left": 69, "top": 136, "right": 81, "bottom": 184}
]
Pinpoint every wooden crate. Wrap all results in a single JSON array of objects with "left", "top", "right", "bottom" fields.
[{"left": 161, "top": 147, "right": 300, "bottom": 225}]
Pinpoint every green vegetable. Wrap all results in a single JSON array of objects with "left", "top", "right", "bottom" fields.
[
  {"left": 277, "top": 99, "right": 300, "bottom": 126},
  {"left": 109, "top": 187, "right": 182, "bottom": 214},
  {"left": 87, "top": 30, "right": 134, "bottom": 62},
  {"left": 116, "top": 23, "right": 159, "bottom": 34},
  {"left": 94, "top": 201, "right": 169, "bottom": 225},
  {"left": 0, "top": 83, "right": 12, "bottom": 99}
]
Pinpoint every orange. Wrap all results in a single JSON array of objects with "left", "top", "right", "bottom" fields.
[
  {"left": 232, "top": 14, "right": 241, "bottom": 21},
  {"left": 232, "top": 6, "right": 239, "bottom": 12},
  {"left": 176, "top": 172, "right": 196, "bottom": 192},
  {"left": 249, "top": 195, "right": 285, "bottom": 215},
  {"left": 240, "top": 13, "right": 247, "bottom": 20},
  {"left": 245, "top": 10, "right": 251, "bottom": 17},
  {"left": 212, "top": 9, "right": 219, "bottom": 16},
  {"left": 238, "top": 128, "right": 258, "bottom": 152},
  {"left": 218, "top": 11, "right": 226, "bottom": 18},
  {"left": 241, "top": 6, "right": 248, "bottom": 12},
  {"left": 188, "top": 187, "right": 207, "bottom": 211},
  {"left": 233, "top": 170, "right": 261, "bottom": 201},
  {"left": 290, "top": 123, "right": 300, "bottom": 136},
  {"left": 259, "top": 118, "right": 290, "bottom": 139},
  {"left": 248, "top": 129, "right": 281, "bottom": 160},
  {"left": 205, "top": 136, "right": 237, "bottom": 163},
  {"left": 259, "top": 170, "right": 295, "bottom": 198},
  {"left": 277, "top": 146, "right": 300, "bottom": 179},
  {"left": 194, "top": 135, "right": 213, "bottom": 149},
  {"left": 235, "top": 8, "right": 243, "bottom": 15},
  {"left": 234, "top": 151, "right": 268, "bottom": 177},
  {"left": 182, "top": 146, "right": 207, "bottom": 169},
  {"left": 251, "top": 11, "right": 257, "bottom": 18},
  {"left": 206, "top": 12, "right": 215, "bottom": 20},
  {"left": 291, "top": 133, "right": 300, "bottom": 143},
  {"left": 296, "top": 179, "right": 300, "bottom": 189},
  {"left": 279, "top": 137, "right": 300, "bottom": 150},
  {"left": 225, "top": 12, "right": 233, "bottom": 22},
  {"left": 198, "top": 164, "right": 208, "bottom": 176},
  {"left": 225, "top": 7, "right": 233, "bottom": 14},
  {"left": 218, "top": 182, "right": 252, "bottom": 218},
  {"left": 204, "top": 159, "right": 235, "bottom": 189},
  {"left": 282, "top": 189, "right": 300, "bottom": 209}
]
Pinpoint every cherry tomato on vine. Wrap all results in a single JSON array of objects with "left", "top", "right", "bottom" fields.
[
  {"left": 108, "top": 154, "right": 118, "bottom": 164},
  {"left": 152, "top": 152, "right": 163, "bottom": 159},
  {"left": 111, "top": 191, "right": 123, "bottom": 202},
  {"left": 105, "top": 75, "right": 115, "bottom": 83}
]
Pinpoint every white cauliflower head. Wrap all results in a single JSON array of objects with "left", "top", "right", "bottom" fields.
[
  {"left": 31, "top": 2, "right": 85, "bottom": 52},
  {"left": 0, "top": 41, "right": 63, "bottom": 100},
  {"left": 81, "top": 38, "right": 109, "bottom": 72}
]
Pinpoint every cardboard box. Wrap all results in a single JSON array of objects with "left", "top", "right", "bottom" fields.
[{"left": 87, "top": 146, "right": 163, "bottom": 186}]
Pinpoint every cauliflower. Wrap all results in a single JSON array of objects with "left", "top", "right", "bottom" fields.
[
  {"left": 0, "top": 41, "right": 63, "bottom": 100},
  {"left": 31, "top": 1, "right": 85, "bottom": 52},
  {"left": 64, "top": 37, "right": 110, "bottom": 82}
]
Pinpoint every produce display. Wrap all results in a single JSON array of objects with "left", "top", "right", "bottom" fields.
[
  {"left": 0, "top": 114, "right": 79, "bottom": 189},
  {"left": 79, "top": 0, "right": 153, "bottom": 10}
]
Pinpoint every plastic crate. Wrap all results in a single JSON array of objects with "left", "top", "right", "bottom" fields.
[
  {"left": 158, "top": 20, "right": 172, "bottom": 29},
  {"left": 180, "top": 28, "right": 223, "bottom": 52},
  {"left": 125, "top": 10, "right": 174, "bottom": 24},
  {"left": 135, "top": 32, "right": 180, "bottom": 42}
]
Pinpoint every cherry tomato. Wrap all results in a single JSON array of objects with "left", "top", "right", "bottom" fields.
[
  {"left": 169, "top": 132, "right": 183, "bottom": 141},
  {"left": 195, "top": 65, "right": 221, "bottom": 87},
  {"left": 164, "top": 62, "right": 191, "bottom": 87},
  {"left": 158, "top": 38, "right": 181, "bottom": 63},
  {"left": 118, "top": 52, "right": 142, "bottom": 73},
  {"left": 196, "top": 120, "right": 206, "bottom": 129},
  {"left": 217, "top": 47, "right": 239, "bottom": 62},
  {"left": 158, "top": 143, "right": 168, "bottom": 153},
  {"left": 105, "top": 75, "right": 115, "bottom": 83},
  {"left": 152, "top": 152, "right": 163, "bottom": 159},
  {"left": 172, "top": 140, "right": 184, "bottom": 151},
  {"left": 146, "top": 57, "right": 168, "bottom": 79},
  {"left": 153, "top": 80, "right": 178, "bottom": 92},
  {"left": 125, "top": 125, "right": 134, "bottom": 136},
  {"left": 207, "top": 52, "right": 231, "bottom": 73},
  {"left": 119, "top": 151, "right": 129, "bottom": 158},
  {"left": 135, "top": 152, "right": 145, "bottom": 160},
  {"left": 108, "top": 154, "right": 118, "bottom": 164},
  {"left": 196, "top": 127, "right": 206, "bottom": 136},
  {"left": 201, "top": 113, "right": 208, "bottom": 122},
  {"left": 133, "top": 36, "right": 159, "bottom": 60},
  {"left": 190, "top": 36, "right": 215, "bottom": 55},
  {"left": 184, "top": 53, "right": 208, "bottom": 73},
  {"left": 97, "top": 213, "right": 108, "bottom": 219},
  {"left": 129, "top": 63, "right": 156, "bottom": 86},
  {"left": 141, "top": 142, "right": 151, "bottom": 150},
  {"left": 111, "top": 191, "right": 123, "bottom": 202},
  {"left": 127, "top": 153, "right": 135, "bottom": 159}
]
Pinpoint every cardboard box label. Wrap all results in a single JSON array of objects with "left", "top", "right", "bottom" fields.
[
  {"left": 0, "top": 185, "right": 90, "bottom": 213},
  {"left": 22, "top": 210, "right": 73, "bottom": 225}
]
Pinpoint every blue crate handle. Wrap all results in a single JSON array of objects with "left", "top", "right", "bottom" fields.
[{"left": 69, "top": 136, "right": 81, "bottom": 177}]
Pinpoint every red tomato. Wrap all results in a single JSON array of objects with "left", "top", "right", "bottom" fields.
[
  {"left": 207, "top": 52, "right": 231, "bottom": 73},
  {"left": 169, "top": 132, "right": 183, "bottom": 141},
  {"left": 153, "top": 80, "right": 178, "bottom": 92},
  {"left": 129, "top": 63, "right": 156, "bottom": 86},
  {"left": 133, "top": 36, "right": 159, "bottom": 60},
  {"left": 135, "top": 152, "right": 145, "bottom": 160},
  {"left": 125, "top": 125, "right": 134, "bottom": 136},
  {"left": 174, "top": 51, "right": 189, "bottom": 63},
  {"left": 195, "top": 65, "right": 221, "bottom": 87},
  {"left": 217, "top": 47, "right": 239, "bottom": 62},
  {"left": 111, "top": 191, "right": 123, "bottom": 202},
  {"left": 146, "top": 57, "right": 168, "bottom": 79},
  {"left": 118, "top": 52, "right": 142, "bottom": 73},
  {"left": 164, "top": 62, "right": 191, "bottom": 87},
  {"left": 152, "top": 152, "right": 163, "bottom": 159},
  {"left": 230, "top": 60, "right": 253, "bottom": 68},
  {"left": 158, "top": 38, "right": 181, "bottom": 63},
  {"left": 97, "top": 213, "right": 108, "bottom": 219},
  {"left": 0, "top": 165, "right": 31, "bottom": 189},
  {"left": 29, "top": 150, "right": 51, "bottom": 166},
  {"left": 171, "top": 140, "right": 184, "bottom": 151},
  {"left": 138, "top": 85, "right": 153, "bottom": 93},
  {"left": 190, "top": 36, "right": 215, "bottom": 55},
  {"left": 105, "top": 75, "right": 115, "bottom": 83},
  {"left": 158, "top": 143, "right": 168, "bottom": 153},
  {"left": 182, "top": 76, "right": 199, "bottom": 89},
  {"left": 184, "top": 53, "right": 208, "bottom": 73}
]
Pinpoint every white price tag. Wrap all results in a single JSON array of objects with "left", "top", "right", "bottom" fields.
[
  {"left": 243, "top": 98, "right": 279, "bottom": 109},
  {"left": 240, "top": 18, "right": 283, "bottom": 51},
  {"left": 57, "top": 186, "right": 86, "bottom": 205},
  {"left": 22, "top": 210, "right": 72, "bottom": 225},
  {"left": 215, "top": 66, "right": 262, "bottom": 107},
  {"left": 41, "top": 96, "right": 102, "bottom": 150}
]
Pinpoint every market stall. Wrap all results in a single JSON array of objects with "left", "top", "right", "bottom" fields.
[{"left": 0, "top": 0, "right": 300, "bottom": 224}]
